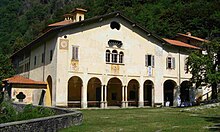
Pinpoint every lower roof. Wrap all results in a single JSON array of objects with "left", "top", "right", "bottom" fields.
[
  {"left": 3, "top": 75, "right": 47, "bottom": 89},
  {"left": 163, "top": 38, "right": 200, "bottom": 49}
]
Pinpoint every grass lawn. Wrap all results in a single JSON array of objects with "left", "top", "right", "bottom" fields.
[{"left": 61, "top": 106, "right": 220, "bottom": 132}]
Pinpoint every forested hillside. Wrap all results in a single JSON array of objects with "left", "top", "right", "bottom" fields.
[{"left": 0, "top": 0, "right": 220, "bottom": 56}]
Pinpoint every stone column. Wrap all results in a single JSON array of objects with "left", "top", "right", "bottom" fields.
[
  {"left": 104, "top": 85, "right": 107, "bottom": 108},
  {"left": 81, "top": 83, "right": 87, "bottom": 108},
  {"left": 173, "top": 85, "right": 180, "bottom": 107},
  {"left": 138, "top": 85, "right": 144, "bottom": 107},
  {"left": 100, "top": 85, "right": 105, "bottom": 108},
  {"left": 121, "top": 85, "right": 125, "bottom": 108},
  {"left": 125, "top": 85, "right": 128, "bottom": 107}
]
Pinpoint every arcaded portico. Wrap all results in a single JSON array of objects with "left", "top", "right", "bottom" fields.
[{"left": 64, "top": 75, "right": 158, "bottom": 108}]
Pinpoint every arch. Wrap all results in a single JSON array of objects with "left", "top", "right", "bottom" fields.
[
  {"left": 106, "top": 50, "right": 110, "bottom": 62},
  {"left": 87, "top": 77, "right": 102, "bottom": 107},
  {"left": 127, "top": 79, "right": 139, "bottom": 107},
  {"left": 45, "top": 76, "right": 52, "bottom": 106},
  {"left": 163, "top": 80, "right": 177, "bottom": 106},
  {"left": 112, "top": 50, "right": 118, "bottom": 63},
  {"left": 180, "top": 81, "right": 192, "bottom": 104},
  {"left": 107, "top": 77, "right": 122, "bottom": 106},
  {"left": 68, "top": 76, "right": 83, "bottom": 107},
  {"left": 144, "top": 80, "right": 154, "bottom": 106},
  {"left": 119, "top": 51, "right": 124, "bottom": 63}
]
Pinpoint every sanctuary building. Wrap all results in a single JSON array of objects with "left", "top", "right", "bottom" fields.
[{"left": 7, "top": 8, "right": 209, "bottom": 108}]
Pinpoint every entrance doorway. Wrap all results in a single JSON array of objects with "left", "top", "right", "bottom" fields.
[{"left": 107, "top": 78, "right": 122, "bottom": 106}]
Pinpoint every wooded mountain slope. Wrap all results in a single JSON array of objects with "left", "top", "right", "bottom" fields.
[{"left": 0, "top": 0, "right": 220, "bottom": 56}]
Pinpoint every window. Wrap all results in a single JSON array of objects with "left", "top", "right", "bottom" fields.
[
  {"left": 119, "top": 52, "right": 124, "bottom": 63},
  {"left": 34, "top": 56, "right": 37, "bottom": 66},
  {"left": 112, "top": 50, "right": 118, "bottom": 63},
  {"left": 42, "top": 53, "right": 45, "bottom": 63},
  {"left": 167, "top": 57, "right": 175, "bottom": 69},
  {"left": 145, "top": 55, "right": 154, "bottom": 67},
  {"left": 18, "top": 66, "right": 23, "bottom": 73},
  {"left": 72, "top": 46, "right": 79, "bottom": 60},
  {"left": 50, "top": 50, "right": 53, "bottom": 61},
  {"left": 184, "top": 58, "right": 189, "bottom": 73},
  {"left": 24, "top": 62, "right": 30, "bottom": 72},
  {"left": 106, "top": 50, "right": 110, "bottom": 62},
  {"left": 110, "top": 21, "right": 120, "bottom": 30},
  {"left": 79, "top": 16, "right": 82, "bottom": 21}
]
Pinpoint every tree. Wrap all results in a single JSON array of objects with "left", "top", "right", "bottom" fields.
[
  {"left": 187, "top": 39, "right": 220, "bottom": 99},
  {"left": 0, "top": 53, "right": 15, "bottom": 86}
]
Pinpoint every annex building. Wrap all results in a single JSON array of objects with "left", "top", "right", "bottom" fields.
[{"left": 7, "top": 8, "right": 210, "bottom": 108}]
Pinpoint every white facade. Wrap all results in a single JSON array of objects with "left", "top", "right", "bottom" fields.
[{"left": 12, "top": 12, "right": 200, "bottom": 108}]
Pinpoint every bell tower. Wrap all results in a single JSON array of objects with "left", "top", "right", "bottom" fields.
[{"left": 71, "top": 8, "right": 87, "bottom": 22}]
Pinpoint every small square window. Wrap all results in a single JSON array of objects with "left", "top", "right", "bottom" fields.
[
  {"left": 72, "top": 46, "right": 79, "bottom": 60},
  {"left": 167, "top": 57, "right": 175, "bottom": 69},
  {"left": 145, "top": 55, "right": 154, "bottom": 67}
]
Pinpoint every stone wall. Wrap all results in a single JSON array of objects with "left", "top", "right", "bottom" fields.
[{"left": 0, "top": 104, "right": 83, "bottom": 132}]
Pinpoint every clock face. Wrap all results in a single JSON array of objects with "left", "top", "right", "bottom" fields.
[
  {"left": 61, "top": 41, "right": 67, "bottom": 48},
  {"left": 60, "top": 39, "right": 68, "bottom": 49}
]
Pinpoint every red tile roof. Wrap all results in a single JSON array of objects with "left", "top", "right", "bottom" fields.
[
  {"left": 177, "top": 33, "right": 209, "bottom": 43},
  {"left": 163, "top": 38, "right": 200, "bottom": 49},
  {"left": 3, "top": 75, "right": 47, "bottom": 85},
  {"left": 71, "top": 8, "right": 87, "bottom": 13},
  {"left": 48, "top": 20, "right": 73, "bottom": 27}
]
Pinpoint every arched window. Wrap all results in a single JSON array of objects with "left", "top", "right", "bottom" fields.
[
  {"left": 119, "top": 52, "right": 124, "bottom": 63},
  {"left": 106, "top": 50, "right": 110, "bottom": 62},
  {"left": 112, "top": 50, "right": 118, "bottom": 63}
]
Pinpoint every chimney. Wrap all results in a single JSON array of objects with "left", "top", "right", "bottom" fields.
[
  {"left": 71, "top": 8, "right": 87, "bottom": 22},
  {"left": 63, "top": 14, "right": 74, "bottom": 21},
  {"left": 186, "top": 32, "right": 191, "bottom": 36}
]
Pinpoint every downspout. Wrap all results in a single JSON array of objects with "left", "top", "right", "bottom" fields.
[
  {"left": 43, "top": 43, "right": 46, "bottom": 81},
  {"left": 178, "top": 48, "right": 181, "bottom": 85},
  {"left": 28, "top": 53, "right": 31, "bottom": 78}
]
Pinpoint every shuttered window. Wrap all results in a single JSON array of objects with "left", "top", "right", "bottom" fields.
[
  {"left": 72, "top": 46, "right": 79, "bottom": 60},
  {"left": 167, "top": 57, "right": 175, "bottom": 69},
  {"left": 145, "top": 55, "right": 155, "bottom": 67},
  {"left": 184, "top": 58, "right": 189, "bottom": 73}
]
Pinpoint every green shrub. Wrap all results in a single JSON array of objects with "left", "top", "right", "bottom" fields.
[
  {"left": 17, "top": 104, "right": 55, "bottom": 121},
  {"left": 0, "top": 101, "right": 17, "bottom": 123},
  {"left": 0, "top": 102, "right": 55, "bottom": 123}
]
